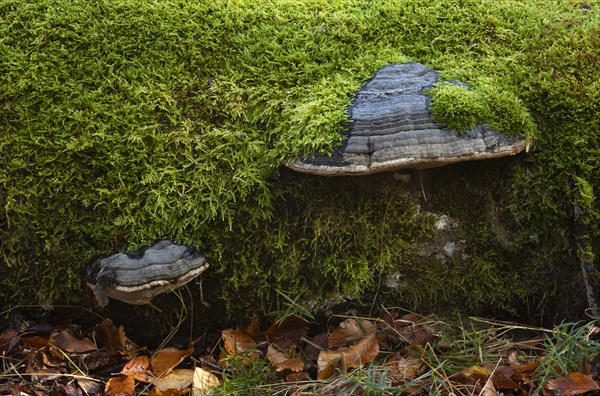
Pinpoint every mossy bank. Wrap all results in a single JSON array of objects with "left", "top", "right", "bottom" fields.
[{"left": 1, "top": 0, "right": 598, "bottom": 323}]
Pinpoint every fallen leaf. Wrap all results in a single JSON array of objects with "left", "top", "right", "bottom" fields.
[
  {"left": 55, "top": 383, "right": 83, "bottom": 396},
  {"left": 317, "top": 332, "right": 380, "bottom": 380},
  {"left": 304, "top": 332, "right": 328, "bottom": 362},
  {"left": 26, "top": 350, "right": 62, "bottom": 381},
  {"left": 50, "top": 330, "right": 96, "bottom": 353},
  {"left": 245, "top": 313, "right": 262, "bottom": 337},
  {"left": 193, "top": 367, "right": 221, "bottom": 395},
  {"left": 0, "top": 328, "right": 20, "bottom": 355},
  {"left": 96, "top": 319, "right": 126, "bottom": 355},
  {"left": 149, "top": 388, "right": 189, "bottom": 396},
  {"left": 449, "top": 365, "right": 491, "bottom": 390},
  {"left": 387, "top": 353, "right": 422, "bottom": 379},
  {"left": 105, "top": 375, "right": 135, "bottom": 396},
  {"left": 266, "top": 344, "right": 304, "bottom": 372},
  {"left": 151, "top": 347, "right": 194, "bottom": 377},
  {"left": 20, "top": 336, "right": 48, "bottom": 350},
  {"left": 317, "top": 349, "right": 344, "bottom": 380},
  {"left": 328, "top": 319, "right": 377, "bottom": 348},
  {"left": 221, "top": 329, "right": 258, "bottom": 361},
  {"left": 508, "top": 351, "right": 541, "bottom": 381},
  {"left": 151, "top": 368, "right": 193, "bottom": 391},
  {"left": 491, "top": 365, "right": 519, "bottom": 391},
  {"left": 121, "top": 355, "right": 151, "bottom": 382},
  {"left": 341, "top": 333, "right": 379, "bottom": 369},
  {"left": 481, "top": 377, "right": 499, "bottom": 396},
  {"left": 400, "top": 323, "right": 438, "bottom": 346},
  {"left": 286, "top": 371, "right": 311, "bottom": 383},
  {"left": 544, "top": 372, "right": 600, "bottom": 396},
  {"left": 77, "top": 378, "right": 102, "bottom": 395},
  {"left": 266, "top": 316, "right": 307, "bottom": 350},
  {"left": 82, "top": 350, "right": 115, "bottom": 371}
]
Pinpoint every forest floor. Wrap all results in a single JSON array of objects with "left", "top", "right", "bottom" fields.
[{"left": 2, "top": 304, "right": 600, "bottom": 396}]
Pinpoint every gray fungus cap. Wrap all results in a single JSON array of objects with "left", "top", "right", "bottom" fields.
[{"left": 286, "top": 62, "right": 526, "bottom": 176}]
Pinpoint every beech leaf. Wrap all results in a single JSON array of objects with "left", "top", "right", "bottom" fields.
[
  {"left": 105, "top": 375, "right": 135, "bottom": 396},
  {"left": 193, "top": 367, "right": 221, "bottom": 395},
  {"left": 544, "top": 372, "right": 600, "bottom": 396},
  {"left": 266, "top": 316, "right": 307, "bottom": 350},
  {"left": 50, "top": 330, "right": 96, "bottom": 353},
  {"left": 318, "top": 333, "right": 380, "bottom": 380},
  {"left": 151, "top": 347, "right": 194, "bottom": 377},
  {"left": 387, "top": 353, "right": 423, "bottom": 379},
  {"left": 151, "top": 368, "right": 193, "bottom": 391},
  {"left": 328, "top": 318, "right": 377, "bottom": 348},
  {"left": 266, "top": 344, "right": 304, "bottom": 372},
  {"left": 221, "top": 329, "right": 258, "bottom": 359},
  {"left": 121, "top": 355, "right": 151, "bottom": 382},
  {"left": 317, "top": 349, "right": 344, "bottom": 380},
  {"left": 341, "top": 333, "right": 379, "bottom": 369},
  {"left": 96, "top": 319, "right": 126, "bottom": 355}
]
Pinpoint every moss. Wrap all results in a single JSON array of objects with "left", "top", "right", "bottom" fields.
[
  {"left": 428, "top": 80, "right": 536, "bottom": 137},
  {"left": 214, "top": 171, "right": 434, "bottom": 315},
  {"left": 429, "top": 83, "right": 486, "bottom": 134},
  {"left": 0, "top": 0, "right": 599, "bottom": 320}
]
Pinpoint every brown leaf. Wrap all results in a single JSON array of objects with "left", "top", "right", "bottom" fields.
[
  {"left": 245, "top": 313, "right": 262, "bottom": 337},
  {"left": 121, "top": 355, "right": 151, "bottom": 382},
  {"left": 266, "top": 344, "right": 304, "bottom": 372},
  {"left": 317, "top": 349, "right": 344, "bottom": 380},
  {"left": 192, "top": 367, "right": 221, "bottom": 395},
  {"left": 50, "top": 330, "right": 96, "bottom": 353},
  {"left": 449, "top": 365, "right": 491, "bottom": 391},
  {"left": 508, "top": 351, "right": 541, "bottom": 381},
  {"left": 20, "top": 336, "right": 48, "bottom": 350},
  {"left": 266, "top": 316, "right": 308, "bottom": 350},
  {"left": 151, "top": 368, "right": 193, "bottom": 391},
  {"left": 491, "top": 365, "right": 519, "bottom": 391},
  {"left": 481, "top": 377, "right": 499, "bottom": 396},
  {"left": 286, "top": 371, "right": 311, "bottom": 383},
  {"left": 149, "top": 388, "right": 189, "bottom": 396},
  {"left": 544, "top": 372, "right": 600, "bottom": 396},
  {"left": 96, "top": 319, "right": 126, "bottom": 355},
  {"left": 105, "top": 375, "right": 135, "bottom": 396},
  {"left": 55, "top": 383, "right": 83, "bottom": 396},
  {"left": 77, "top": 378, "right": 102, "bottom": 395},
  {"left": 81, "top": 350, "right": 115, "bottom": 370},
  {"left": 400, "top": 323, "right": 438, "bottom": 346},
  {"left": 26, "top": 350, "right": 61, "bottom": 381},
  {"left": 328, "top": 318, "right": 377, "bottom": 348},
  {"left": 341, "top": 333, "right": 379, "bottom": 369},
  {"left": 317, "top": 333, "right": 380, "bottom": 380},
  {"left": 0, "top": 328, "right": 20, "bottom": 355},
  {"left": 304, "top": 332, "right": 328, "bottom": 362},
  {"left": 151, "top": 347, "right": 194, "bottom": 377},
  {"left": 221, "top": 329, "right": 258, "bottom": 360},
  {"left": 386, "top": 353, "right": 422, "bottom": 379}
]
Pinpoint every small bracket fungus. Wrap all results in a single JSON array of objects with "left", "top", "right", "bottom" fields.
[
  {"left": 84, "top": 240, "right": 209, "bottom": 307},
  {"left": 286, "top": 62, "right": 526, "bottom": 176}
]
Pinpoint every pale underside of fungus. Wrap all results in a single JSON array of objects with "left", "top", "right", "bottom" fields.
[
  {"left": 84, "top": 240, "right": 209, "bottom": 307},
  {"left": 285, "top": 62, "right": 526, "bottom": 176}
]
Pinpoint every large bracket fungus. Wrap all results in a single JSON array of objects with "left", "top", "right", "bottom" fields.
[
  {"left": 84, "top": 240, "right": 209, "bottom": 307},
  {"left": 286, "top": 62, "right": 527, "bottom": 176}
]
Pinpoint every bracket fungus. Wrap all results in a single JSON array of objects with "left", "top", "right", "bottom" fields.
[
  {"left": 286, "top": 62, "right": 527, "bottom": 176},
  {"left": 84, "top": 240, "right": 209, "bottom": 307}
]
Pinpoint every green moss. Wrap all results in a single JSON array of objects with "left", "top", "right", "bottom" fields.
[
  {"left": 0, "top": 0, "right": 599, "bottom": 319},
  {"left": 428, "top": 80, "right": 536, "bottom": 137},
  {"left": 429, "top": 83, "right": 485, "bottom": 134}
]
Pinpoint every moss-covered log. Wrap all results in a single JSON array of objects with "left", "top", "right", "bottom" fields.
[{"left": 1, "top": 0, "right": 598, "bottom": 322}]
